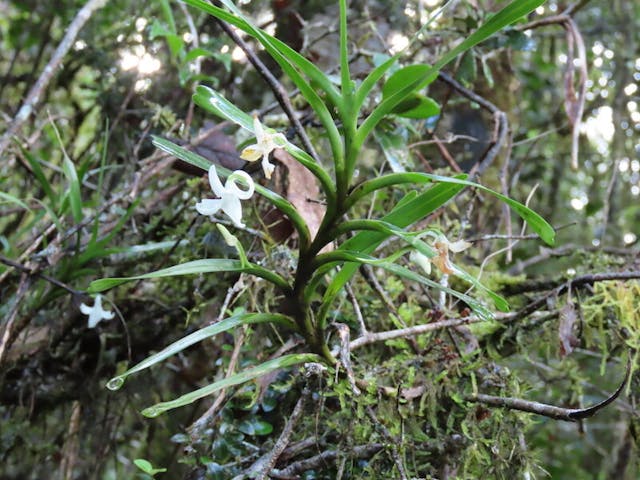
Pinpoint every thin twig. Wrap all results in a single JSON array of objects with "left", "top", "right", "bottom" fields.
[
  {"left": 0, "top": 274, "right": 31, "bottom": 365},
  {"left": 436, "top": 72, "right": 508, "bottom": 181},
  {"left": 0, "top": 254, "right": 83, "bottom": 295},
  {"left": 269, "top": 444, "right": 384, "bottom": 478},
  {"left": 516, "top": 13, "right": 587, "bottom": 170},
  {"left": 349, "top": 316, "right": 485, "bottom": 351},
  {"left": 345, "top": 283, "right": 367, "bottom": 334},
  {"left": 335, "top": 323, "right": 360, "bottom": 395},
  {"left": 0, "top": 0, "right": 108, "bottom": 155},
  {"left": 508, "top": 243, "right": 638, "bottom": 275}
]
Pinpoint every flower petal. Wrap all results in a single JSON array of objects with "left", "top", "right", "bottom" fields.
[
  {"left": 261, "top": 156, "right": 276, "bottom": 179},
  {"left": 207, "top": 165, "right": 226, "bottom": 197},
  {"left": 253, "top": 114, "right": 265, "bottom": 140},
  {"left": 410, "top": 251, "right": 432, "bottom": 275},
  {"left": 240, "top": 145, "right": 263, "bottom": 162},
  {"left": 448, "top": 239, "right": 472, "bottom": 253},
  {"left": 195, "top": 198, "right": 223, "bottom": 216}
]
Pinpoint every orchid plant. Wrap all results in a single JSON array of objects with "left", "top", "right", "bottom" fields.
[{"left": 88, "top": 0, "right": 552, "bottom": 418}]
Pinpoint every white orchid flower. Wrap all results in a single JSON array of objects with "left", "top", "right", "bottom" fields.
[
  {"left": 411, "top": 236, "right": 472, "bottom": 276},
  {"left": 80, "top": 294, "right": 115, "bottom": 328},
  {"left": 196, "top": 165, "right": 255, "bottom": 228},
  {"left": 240, "top": 115, "right": 286, "bottom": 179}
]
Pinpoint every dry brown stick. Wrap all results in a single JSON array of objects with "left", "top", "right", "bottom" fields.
[
  {"left": 0, "top": 274, "right": 30, "bottom": 365},
  {"left": 0, "top": 0, "right": 108, "bottom": 155},
  {"left": 563, "top": 18, "right": 587, "bottom": 170},
  {"left": 500, "top": 134, "right": 514, "bottom": 262},
  {"left": 516, "top": 13, "right": 587, "bottom": 170},
  {"left": 335, "top": 323, "right": 360, "bottom": 395},
  {"left": 345, "top": 282, "right": 367, "bottom": 334},
  {"left": 59, "top": 401, "right": 82, "bottom": 480},
  {"left": 0, "top": 254, "right": 82, "bottom": 296},
  {"left": 503, "top": 271, "right": 640, "bottom": 325}
]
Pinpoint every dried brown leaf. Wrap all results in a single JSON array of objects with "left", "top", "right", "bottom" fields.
[{"left": 559, "top": 300, "right": 579, "bottom": 358}]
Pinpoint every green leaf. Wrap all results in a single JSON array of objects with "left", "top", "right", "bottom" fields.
[
  {"left": 61, "top": 154, "right": 83, "bottom": 223},
  {"left": 106, "top": 313, "right": 296, "bottom": 390},
  {"left": 346, "top": 172, "right": 555, "bottom": 246},
  {"left": 390, "top": 94, "right": 440, "bottom": 119},
  {"left": 356, "top": 0, "right": 546, "bottom": 149},
  {"left": 141, "top": 353, "right": 323, "bottom": 417},
  {"left": 134, "top": 458, "right": 167, "bottom": 475},
  {"left": 17, "top": 143, "right": 56, "bottom": 207},
  {"left": 238, "top": 418, "right": 274, "bottom": 436},
  {"left": 314, "top": 250, "right": 494, "bottom": 320},
  {"left": 88, "top": 258, "right": 290, "bottom": 293},
  {"left": 373, "top": 126, "right": 411, "bottom": 172},
  {"left": 183, "top": 0, "right": 344, "bottom": 165},
  {"left": 382, "top": 64, "right": 438, "bottom": 100},
  {"left": 327, "top": 219, "right": 509, "bottom": 312},
  {"left": 192, "top": 86, "right": 335, "bottom": 202}
]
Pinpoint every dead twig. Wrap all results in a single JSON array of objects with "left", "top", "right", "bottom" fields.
[
  {"left": 365, "top": 406, "right": 408, "bottom": 480},
  {"left": 436, "top": 71, "right": 508, "bottom": 182},
  {"left": 516, "top": 13, "right": 587, "bottom": 170}
]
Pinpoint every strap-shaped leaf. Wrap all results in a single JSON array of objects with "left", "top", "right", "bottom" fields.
[
  {"left": 183, "top": 0, "right": 345, "bottom": 166},
  {"left": 316, "top": 181, "right": 466, "bottom": 326},
  {"left": 141, "top": 353, "right": 323, "bottom": 417},
  {"left": 313, "top": 250, "right": 494, "bottom": 320},
  {"left": 347, "top": 172, "right": 555, "bottom": 246},
  {"left": 106, "top": 312, "right": 297, "bottom": 390},
  {"left": 88, "top": 258, "right": 290, "bottom": 293},
  {"left": 327, "top": 219, "right": 509, "bottom": 312}
]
